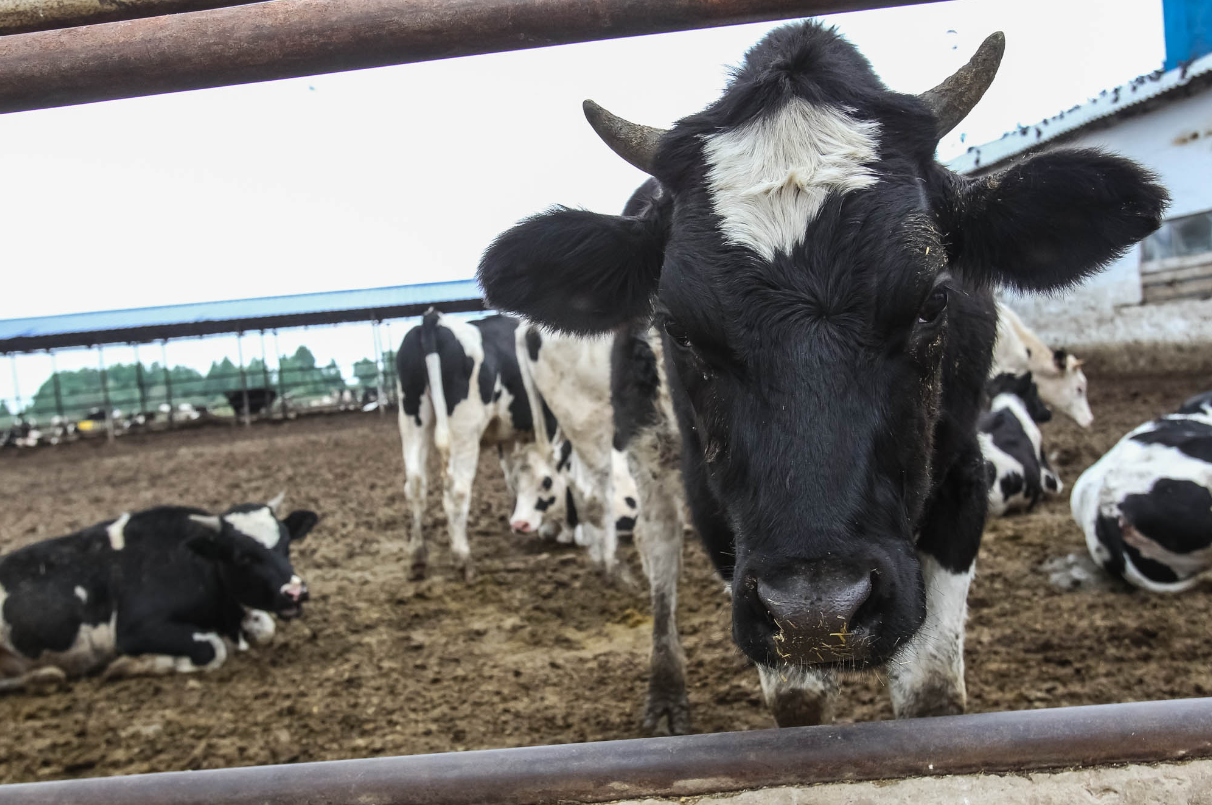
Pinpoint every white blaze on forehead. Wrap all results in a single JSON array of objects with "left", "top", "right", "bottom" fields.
[
  {"left": 223, "top": 507, "right": 282, "bottom": 549},
  {"left": 74, "top": 586, "right": 88, "bottom": 603},
  {"left": 703, "top": 97, "right": 881, "bottom": 262},
  {"left": 107, "top": 512, "right": 130, "bottom": 551}
]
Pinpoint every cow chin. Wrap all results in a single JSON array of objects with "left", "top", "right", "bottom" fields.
[{"left": 730, "top": 548, "right": 925, "bottom": 672}]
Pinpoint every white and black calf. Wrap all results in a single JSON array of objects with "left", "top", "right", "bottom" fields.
[
  {"left": 979, "top": 372, "right": 1062, "bottom": 517},
  {"left": 992, "top": 302, "right": 1092, "bottom": 427},
  {"left": 0, "top": 496, "right": 317, "bottom": 692},
  {"left": 395, "top": 310, "right": 554, "bottom": 581},
  {"left": 1072, "top": 391, "right": 1212, "bottom": 592},
  {"left": 503, "top": 431, "right": 641, "bottom": 544},
  {"left": 480, "top": 21, "right": 1166, "bottom": 733}
]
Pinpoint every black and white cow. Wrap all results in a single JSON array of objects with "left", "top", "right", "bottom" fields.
[
  {"left": 1072, "top": 391, "right": 1212, "bottom": 592},
  {"left": 479, "top": 21, "right": 1166, "bottom": 733},
  {"left": 0, "top": 495, "right": 317, "bottom": 693},
  {"left": 395, "top": 309, "right": 557, "bottom": 581},
  {"left": 979, "top": 372, "right": 1062, "bottom": 517}
]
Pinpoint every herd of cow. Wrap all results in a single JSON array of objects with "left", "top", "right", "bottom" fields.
[{"left": 0, "top": 20, "right": 1207, "bottom": 747}]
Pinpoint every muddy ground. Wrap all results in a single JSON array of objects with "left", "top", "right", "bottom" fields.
[{"left": 0, "top": 369, "right": 1209, "bottom": 783}]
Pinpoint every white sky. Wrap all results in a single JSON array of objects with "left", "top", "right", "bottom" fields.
[{"left": 0, "top": 0, "right": 1166, "bottom": 410}]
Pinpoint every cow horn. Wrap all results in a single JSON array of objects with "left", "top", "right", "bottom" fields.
[
  {"left": 189, "top": 514, "right": 222, "bottom": 532},
  {"left": 267, "top": 490, "right": 286, "bottom": 514},
  {"left": 919, "top": 31, "right": 1006, "bottom": 141},
  {"left": 583, "top": 100, "right": 666, "bottom": 175}
]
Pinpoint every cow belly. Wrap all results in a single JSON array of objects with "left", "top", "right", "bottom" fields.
[{"left": 1, "top": 614, "right": 117, "bottom": 678}]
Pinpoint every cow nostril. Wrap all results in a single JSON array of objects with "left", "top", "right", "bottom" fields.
[{"left": 753, "top": 570, "right": 875, "bottom": 657}]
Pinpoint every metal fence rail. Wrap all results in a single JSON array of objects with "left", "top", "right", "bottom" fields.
[
  {"left": 2, "top": 698, "right": 1211, "bottom": 805},
  {"left": 0, "top": 0, "right": 939, "bottom": 114}
]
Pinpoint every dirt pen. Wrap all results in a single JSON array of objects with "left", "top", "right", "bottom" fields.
[{"left": 1, "top": 363, "right": 1211, "bottom": 799}]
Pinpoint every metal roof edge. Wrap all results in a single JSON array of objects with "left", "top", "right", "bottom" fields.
[{"left": 947, "top": 50, "right": 1212, "bottom": 175}]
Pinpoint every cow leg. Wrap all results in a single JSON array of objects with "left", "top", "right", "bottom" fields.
[
  {"left": 107, "top": 623, "right": 230, "bottom": 678},
  {"left": 567, "top": 438, "right": 619, "bottom": 577},
  {"left": 0, "top": 666, "right": 68, "bottom": 695},
  {"left": 442, "top": 435, "right": 480, "bottom": 582},
  {"left": 399, "top": 391, "right": 434, "bottom": 581},
  {"left": 757, "top": 665, "right": 837, "bottom": 727},
  {"left": 889, "top": 444, "right": 985, "bottom": 719},
  {"left": 633, "top": 447, "right": 690, "bottom": 735}
]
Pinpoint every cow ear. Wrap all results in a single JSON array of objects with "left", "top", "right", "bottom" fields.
[
  {"left": 944, "top": 149, "right": 1168, "bottom": 292},
  {"left": 478, "top": 205, "right": 668, "bottom": 335},
  {"left": 283, "top": 510, "right": 320, "bottom": 542}
]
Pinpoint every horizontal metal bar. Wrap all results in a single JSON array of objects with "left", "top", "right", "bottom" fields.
[
  {"left": 3, "top": 698, "right": 1211, "bottom": 805},
  {"left": 0, "top": 0, "right": 937, "bottom": 115},
  {"left": 0, "top": 0, "right": 259, "bottom": 37}
]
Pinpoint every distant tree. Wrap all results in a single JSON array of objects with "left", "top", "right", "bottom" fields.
[{"left": 353, "top": 358, "right": 379, "bottom": 390}]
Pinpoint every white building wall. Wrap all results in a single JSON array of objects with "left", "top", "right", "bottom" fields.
[{"left": 999, "top": 87, "right": 1212, "bottom": 349}]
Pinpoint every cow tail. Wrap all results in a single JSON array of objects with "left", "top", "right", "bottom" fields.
[
  {"left": 516, "top": 323, "right": 553, "bottom": 462},
  {"left": 421, "top": 308, "right": 451, "bottom": 454}
]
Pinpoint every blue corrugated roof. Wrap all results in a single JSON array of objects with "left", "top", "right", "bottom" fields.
[{"left": 0, "top": 279, "right": 486, "bottom": 352}]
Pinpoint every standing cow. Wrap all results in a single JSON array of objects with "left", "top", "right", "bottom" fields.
[
  {"left": 0, "top": 496, "right": 317, "bottom": 692},
  {"left": 979, "top": 372, "right": 1062, "bottom": 517},
  {"left": 1072, "top": 391, "right": 1212, "bottom": 592},
  {"left": 395, "top": 309, "right": 557, "bottom": 581},
  {"left": 479, "top": 21, "right": 1166, "bottom": 732},
  {"left": 992, "top": 302, "right": 1092, "bottom": 427}
]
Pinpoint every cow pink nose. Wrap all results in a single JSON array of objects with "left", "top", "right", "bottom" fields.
[{"left": 511, "top": 520, "right": 532, "bottom": 534}]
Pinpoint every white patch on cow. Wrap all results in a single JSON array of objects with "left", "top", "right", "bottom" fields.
[
  {"left": 703, "top": 97, "right": 880, "bottom": 261},
  {"left": 3, "top": 613, "right": 119, "bottom": 680},
  {"left": 224, "top": 507, "right": 282, "bottom": 550},
  {"left": 1071, "top": 416, "right": 1212, "bottom": 593},
  {"left": 888, "top": 555, "right": 972, "bottom": 718},
  {"left": 990, "top": 393, "right": 1041, "bottom": 456},
  {"left": 74, "top": 586, "right": 88, "bottom": 603},
  {"left": 241, "top": 609, "right": 276, "bottom": 647},
  {"left": 107, "top": 512, "right": 130, "bottom": 551}
]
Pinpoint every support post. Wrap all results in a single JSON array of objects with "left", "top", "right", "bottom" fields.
[
  {"left": 162, "top": 340, "right": 175, "bottom": 429},
  {"left": 259, "top": 330, "right": 272, "bottom": 420},
  {"left": 273, "top": 330, "right": 288, "bottom": 420},
  {"left": 9, "top": 354, "right": 21, "bottom": 423},
  {"left": 98, "top": 345, "right": 114, "bottom": 443},
  {"left": 133, "top": 343, "right": 148, "bottom": 420},
  {"left": 372, "top": 320, "right": 386, "bottom": 418},
  {"left": 49, "top": 351, "right": 65, "bottom": 422},
  {"left": 236, "top": 332, "right": 250, "bottom": 428}
]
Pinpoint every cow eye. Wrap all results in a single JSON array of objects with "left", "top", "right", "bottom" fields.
[
  {"left": 662, "top": 318, "right": 692, "bottom": 349},
  {"left": 918, "top": 289, "right": 948, "bottom": 324}
]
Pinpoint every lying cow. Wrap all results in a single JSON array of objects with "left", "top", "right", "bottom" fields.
[
  {"left": 979, "top": 373, "right": 1062, "bottom": 517},
  {"left": 479, "top": 21, "right": 1166, "bottom": 732},
  {"left": 395, "top": 309, "right": 556, "bottom": 581},
  {"left": 1071, "top": 391, "right": 1212, "bottom": 592},
  {"left": 993, "top": 302, "right": 1092, "bottom": 427},
  {"left": 0, "top": 494, "right": 317, "bottom": 693}
]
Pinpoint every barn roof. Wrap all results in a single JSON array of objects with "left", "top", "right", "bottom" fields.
[
  {"left": 0, "top": 279, "right": 485, "bottom": 353},
  {"left": 947, "top": 50, "right": 1212, "bottom": 175}
]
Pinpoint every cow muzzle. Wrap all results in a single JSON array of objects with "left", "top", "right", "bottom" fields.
[
  {"left": 734, "top": 562, "right": 884, "bottom": 668},
  {"left": 278, "top": 576, "right": 309, "bottom": 619}
]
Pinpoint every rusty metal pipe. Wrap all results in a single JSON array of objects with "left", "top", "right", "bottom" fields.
[
  {"left": 0, "top": 0, "right": 939, "bottom": 115},
  {"left": 0, "top": 0, "right": 260, "bottom": 37},
  {"left": 3, "top": 698, "right": 1211, "bottom": 805}
]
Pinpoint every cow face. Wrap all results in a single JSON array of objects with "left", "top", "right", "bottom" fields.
[
  {"left": 499, "top": 441, "right": 567, "bottom": 538},
  {"left": 479, "top": 22, "right": 1167, "bottom": 672},
  {"left": 1037, "top": 349, "right": 1092, "bottom": 427},
  {"left": 186, "top": 501, "right": 319, "bottom": 619}
]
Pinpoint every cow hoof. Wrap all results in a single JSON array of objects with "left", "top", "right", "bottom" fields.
[
  {"left": 408, "top": 563, "right": 428, "bottom": 582},
  {"left": 459, "top": 562, "right": 477, "bottom": 583},
  {"left": 24, "top": 666, "right": 68, "bottom": 696},
  {"left": 642, "top": 691, "right": 692, "bottom": 736}
]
